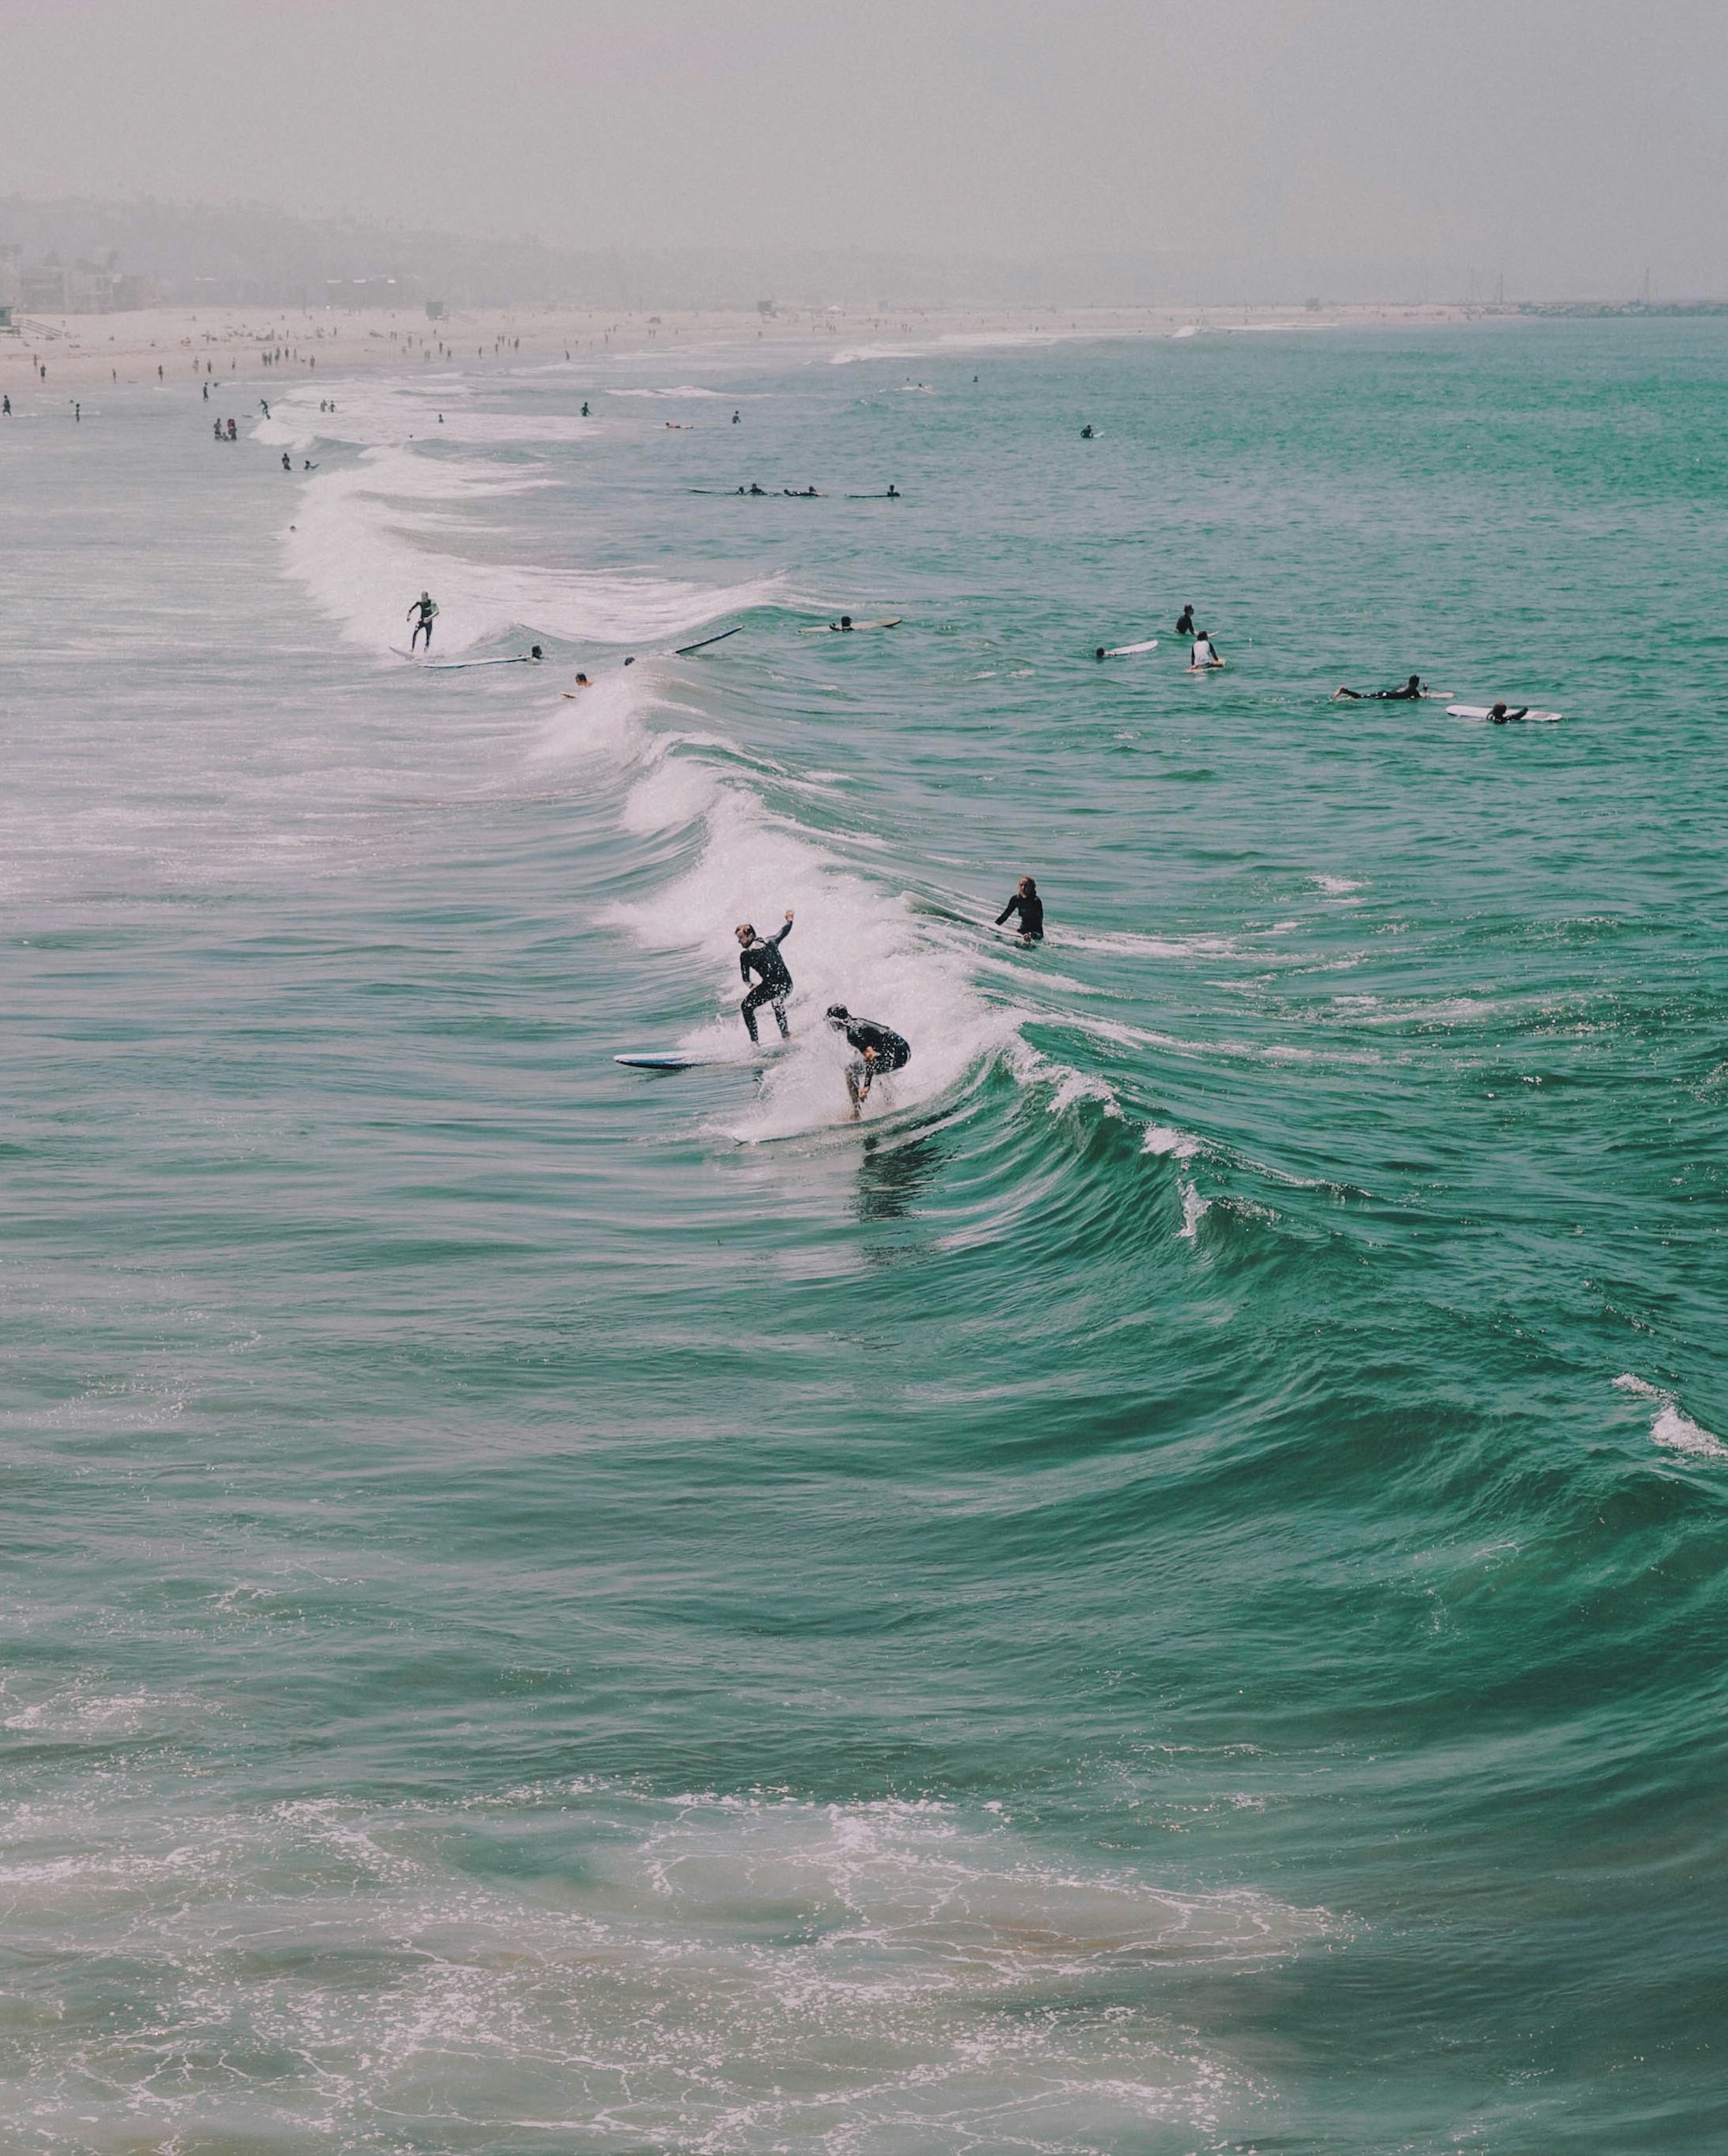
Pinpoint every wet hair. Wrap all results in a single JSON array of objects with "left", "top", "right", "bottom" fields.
[
  {"left": 1096, "top": 647, "right": 1106, "bottom": 660},
  {"left": 825, "top": 1004, "right": 850, "bottom": 1023},
  {"left": 1020, "top": 876, "right": 1037, "bottom": 894}
]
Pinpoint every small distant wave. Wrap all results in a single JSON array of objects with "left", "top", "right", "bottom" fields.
[
  {"left": 257, "top": 378, "right": 600, "bottom": 450},
  {"left": 1614, "top": 1375, "right": 1726, "bottom": 1460}
]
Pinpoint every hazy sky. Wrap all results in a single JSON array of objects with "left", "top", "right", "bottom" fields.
[{"left": 4, "top": 0, "right": 1725, "bottom": 290}]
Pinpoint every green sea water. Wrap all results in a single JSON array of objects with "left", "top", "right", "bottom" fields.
[{"left": 2, "top": 320, "right": 1724, "bottom": 2153}]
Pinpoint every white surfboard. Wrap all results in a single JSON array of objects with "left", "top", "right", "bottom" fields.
[
  {"left": 1446, "top": 703, "right": 1563, "bottom": 723},
  {"left": 391, "top": 648, "right": 542, "bottom": 670},
  {"left": 798, "top": 617, "right": 902, "bottom": 633},
  {"left": 1098, "top": 638, "right": 1159, "bottom": 658}
]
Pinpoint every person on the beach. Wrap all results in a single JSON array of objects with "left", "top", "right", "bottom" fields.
[
  {"left": 1189, "top": 630, "right": 1224, "bottom": 670},
  {"left": 1175, "top": 606, "right": 1195, "bottom": 637},
  {"left": 407, "top": 591, "right": 439, "bottom": 653},
  {"left": 736, "top": 912, "right": 795, "bottom": 1042},
  {"left": 1488, "top": 701, "right": 1530, "bottom": 723},
  {"left": 995, "top": 876, "right": 1045, "bottom": 942},
  {"left": 826, "top": 1005, "right": 911, "bottom": 1117},
  {"left": 1334, "top": 675, "right": 1427, "bottom": 701}
]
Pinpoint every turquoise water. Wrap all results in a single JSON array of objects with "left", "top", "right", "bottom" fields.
[{"left": 3, "top": 321, "right": 1724, "bottom": 2153}]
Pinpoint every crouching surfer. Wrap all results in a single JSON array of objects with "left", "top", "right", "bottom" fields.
[
  {"left": 827, "top": 1004, "right": 911, "bottom": 1118},
  {"left": 736, "top": 911, "right": 795, "bottom": 1041}
]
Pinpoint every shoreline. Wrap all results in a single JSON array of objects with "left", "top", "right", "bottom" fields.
[{"left": 1, "top": 298, "right": 1509, "bottom": 400}]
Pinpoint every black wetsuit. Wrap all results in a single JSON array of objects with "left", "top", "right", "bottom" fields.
[
  {"left": 1489, "top": 707, "right": 1530, "bottom": 724},
  {"left": 740, "top": 920, "right": 793, "bottom": 1040},
  {"left": 841, "top": 1016, "right": 911, "bottom": 1075},
  {"left": 995, "top": 890, "right": 1045, "bottom": 939},
  {"left": 1175, "top": 608, "right": 1195, "bottom": 638},
  {"left": 1338, "top": 681, "right": 1426, "bottom": 701}
]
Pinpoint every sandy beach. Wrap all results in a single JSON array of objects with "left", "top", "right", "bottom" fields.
[{"left": 0, "top": 297, "right": 1494, "bottom": 402}]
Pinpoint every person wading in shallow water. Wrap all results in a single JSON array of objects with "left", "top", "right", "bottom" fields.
[{"left": 735, "top": 912, "right": 795, "bottom": 1041}]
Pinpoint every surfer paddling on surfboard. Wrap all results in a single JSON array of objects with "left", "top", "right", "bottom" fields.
[
  {"left": 407, "top": 591, "right": 439, "bottom": 653},
  {"left": 737, "top": 912, "right": 795, "bottom": 1042},
  {"left": 826, "top": 1007, "right": 911, "bottom": 1119},
  {"left": 1188, "top": 630, "right": 1225, "bottom": 671},
  {"left": 1334, "top": 675, "right": 1432, "bottom": 701}
]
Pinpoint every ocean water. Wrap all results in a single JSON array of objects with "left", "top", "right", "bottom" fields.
[{"left": 2, "top": 320, "right": 1724, "bottom": 2154}]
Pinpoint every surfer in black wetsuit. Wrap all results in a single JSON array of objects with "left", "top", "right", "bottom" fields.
[
  {"left": 1334, "top": 675, "right": 1427, "bottom": 700},
  {"left": 995, "top": 876, "right": 1045, "bottom": 941},
  {"left": 1176, "top": 606, "right": 1195, "bottom": 638},
  {"left": 1080, "top": 424, "right": 1095, "bottom": 439},
  {"left": 1487, "top": 701, "right": 1530, "bottom": 723},
  {"left": 826, "top": 1005, "right": 911, "bottom": 1116},
  {"left": 736, "top": 911, "right": 795, "bottom": 1040},
  {"left": 407, "top": 591, "right": 438, "bottom": 653}
]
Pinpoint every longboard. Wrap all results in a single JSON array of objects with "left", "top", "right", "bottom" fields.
[
  {"left": 391, "top": 648, "right": 542, "bottom": 670},
  {"left": 798, "top": 617, "right": 902, "bottom": 634},
  {"left": 675, "top": 626, "right": 742, "bottom": 656},
  {"left": 1098, "top": 638, "right": 1159, "bottom": 658},
  {"left": 1447, "top": 703, "right": 1563, "bottom": 723}
]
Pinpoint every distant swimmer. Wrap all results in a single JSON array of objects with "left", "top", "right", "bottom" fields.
[
  {"left": 1175, "top": 606, "right": 1195, "bottom": 637},
  {"left": 749, "top": 482, "right": 766, "bottom": 495},
  {"left": 1488, "top": 701, "right": 1531, "bottom": 723},
  {"left": 994, "top": 875, "right": 1045, "bottom": 942},
  {"left": 826, "top": 1005, "right": 911, "bottom": 1117},
  {"left": 2, "top": 396, "right": 10, "bottom": 416},
  {"left": 201, "top": 382, "right": 208, "bottom": 401},
  {"left": 732, "top": 409, "right": 741, "bottom": 423},
  {"left": 528, "top": 646, "right": 543, "bottom": 660},
  {"left": 302, "top": 459, "right": 316, "bottom": 470},
  {"left": 737, "top": 912, "right": 795, "bottom": 1042},
  {"left": 1080, "top": 424, "right": 1095, "bottom": 439},
  {"left": 581, "top": 402, "right": 590, "bottom": 417},
  {"left": 1188, "top": 631, "right": 1225, "bottom": 671},
  {"left": 407, "top": 590, "right": 439, "bottom": 654},
  {"left": 226, "top": 418, "right": 238, "bottom": 441},
  {"left": 886, "top": 484, "right": 900, "bottom": 498},
  {"left": 281, "top": 453, "right": 292, "bottom": 472},
  {"left": 1334, "top": 675, "right": 1428, "bottom": 701},
  {"left": 213, "top": 418, "right": 223, "bottom": 441},
  {"left": 784, "top": 486, "right": 822, "bottom": 496}
]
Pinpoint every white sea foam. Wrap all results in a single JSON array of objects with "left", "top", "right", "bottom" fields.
[
  {"left": 1313, "top": 874, "right": 1364, "bottom": 897},
  {"left": 1143, "top": 1124, "right": 1201, "bottom": 1161},
  {"left": 283, "top": 443, "right": 778, "bottom": 655},
  {"left": 257, "top": 376, "right": 600, "bottom": 449},
  {"left": 1614, "top": 1375, "right": 1726, "bottom": 1460},
  {"left": 0, "top": 1783, "right": 1326, "bottom": 2148}
]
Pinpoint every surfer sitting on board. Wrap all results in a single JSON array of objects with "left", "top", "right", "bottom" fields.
[
  {"left": 1176, "top": 606, "right": 1196, "bottom": 637},
  {"left": 407, "top": 591, "right": 439, "bottom": 653},
  {"left": 1335, "top": 675, "right": 1428, "bottom": 701},
  {"left": 736, "top": 912, "right": 795, "bottom": 1041},
  {"left": 995, "top": 876, "right": 1045, "bottom": 942},
  {"left": 1189, "top": 631, "right": 1224, "bottom": 671},
  {"left": 827, "top": 1006, "right": 911, "bottom": 1118}
]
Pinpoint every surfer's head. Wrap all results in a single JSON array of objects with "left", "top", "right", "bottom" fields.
[
  {"left": 1020, "top": 876, "right": 1038, "bottom": 896},
  {"left": 1096, "top": 647, "right": 1106, "bottom": 660},
  {"left": 825, "top": 1005, "right": 851, "bottom": 1028},
  {"left": 735, "top": 923, "right": 756, "bottom": 945}
]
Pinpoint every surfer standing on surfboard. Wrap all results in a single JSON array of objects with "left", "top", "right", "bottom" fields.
[
  {"left": 736, "top": 912, "right": 795, "bottom": 1042},
  {"left": 826, "top": 1007, "right": 912, "bottom": 1118},
  {"left": 407, "top": 591, "right": 439, "bottom": 653}
]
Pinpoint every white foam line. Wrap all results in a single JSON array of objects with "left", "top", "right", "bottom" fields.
[{"left": 1614, "top": 1375, "right": 1726, "bottom": 1460}]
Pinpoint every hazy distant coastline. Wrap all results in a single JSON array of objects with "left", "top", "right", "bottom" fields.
[{"left": 3, "top": 197, "right": 1718, "bottom": 319}]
